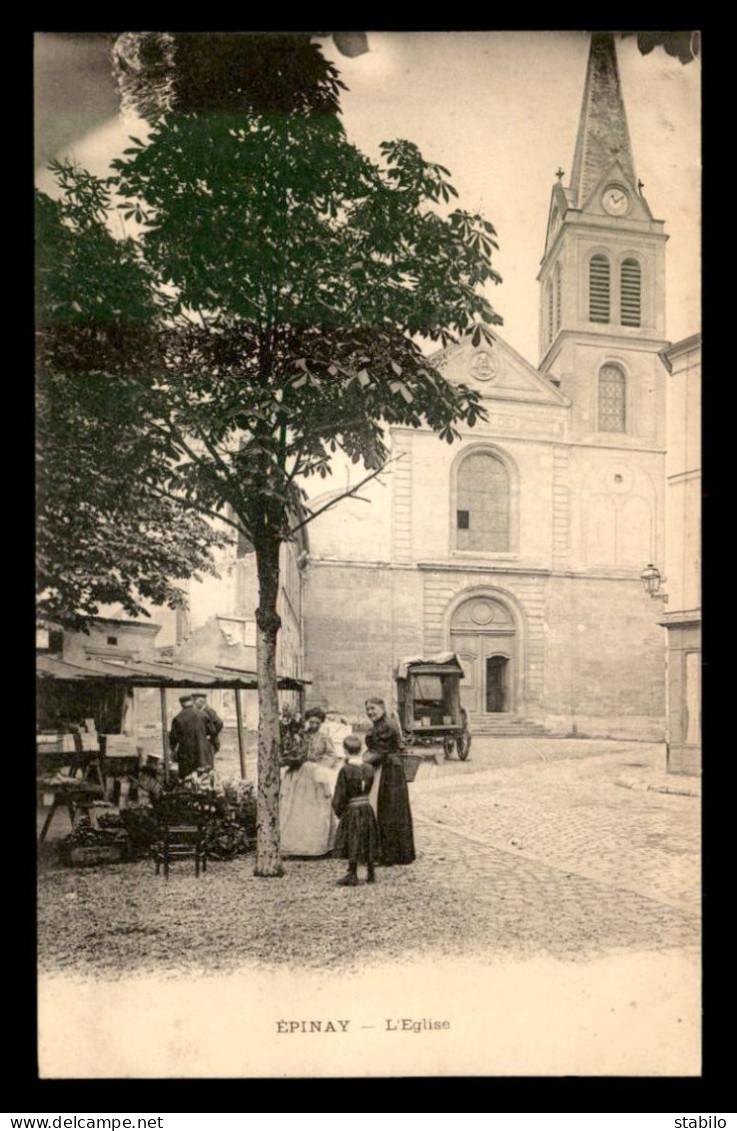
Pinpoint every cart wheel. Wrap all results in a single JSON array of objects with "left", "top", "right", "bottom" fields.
[
  {"left": 456, "top": 731, "right": 471, "bottom": 761},
  {"left": 442, "top": 735, "right": 455, "bottom": 759}
]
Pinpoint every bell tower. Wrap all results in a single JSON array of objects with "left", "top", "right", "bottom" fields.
[{"left": 537, "top": 32, "right": 669, "bottom": 444}]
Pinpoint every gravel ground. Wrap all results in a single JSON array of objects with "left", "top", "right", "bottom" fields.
[
  {"left": 37, "top": 740, "right": 700, "bottom": 979},
  {"left": 37, "top": 837, "right": 698, "bottom": 980},
  {"left": 38, "top": 841, "right": 526, "bottom": 977}
]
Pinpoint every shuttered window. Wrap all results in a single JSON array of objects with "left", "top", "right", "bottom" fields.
[
  {"left": 598, "top": 365, "right": 626, "bottom": 432},
  {"left": 620, "top": 258, "right": 641, "bottom": 326},
  {"left": 456, "top": 452, "right": 510, "bottom": 552},
  {"left": 589, "top": 254, "right": 610, "bottom": 323}
]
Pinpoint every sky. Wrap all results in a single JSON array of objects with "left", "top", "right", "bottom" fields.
[{"left": 35, "top": 30, "right": 701, "bottom": 365}]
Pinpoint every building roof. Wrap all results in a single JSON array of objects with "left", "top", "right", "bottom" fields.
[
  {"left": 660, "top": 333, "right": 702, "bottom": 370},
  {"left": 36, "top": 652, "right": 309, "bottom": 691}
]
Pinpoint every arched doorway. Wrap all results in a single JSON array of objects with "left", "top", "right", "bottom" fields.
[
  {"left": 486, "top": 654, "right": 509, "bottom": 712},
  {"left": 450, "top": 595, "right": 516, "bottom": 715}
]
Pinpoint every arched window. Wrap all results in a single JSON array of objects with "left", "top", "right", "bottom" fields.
[
  {"left": 555, "top": 261, "right": 562, "bottom": 332},
  {"left": 620, "top": 258, "right": 641, "bottom": 326},
  {"left": 598, "top": 364, "right": 626, "bottom": 432},
  {"left": 589, "top": 254, "right": 610, "bottom": 323},
  {"left": 545, "top": 279, "right": 553, "bottom": 345},
  {"left": 456, "top": 451, "right": 510, "bottom": 552}
]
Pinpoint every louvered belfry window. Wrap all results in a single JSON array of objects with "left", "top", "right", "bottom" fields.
[
  {"left": 589, "top": 254, "right": 610, "bottom": 323},
  {"left": 456, "top": 452, "right": 510, "bottom": 552},
  {"left": 620, "top": 258, "right": 641, "bottom": 326},
  {"left": 598, "top": 365, "right": 626, "bottom": 432},
  {"left": 546, "top": 280, "right": 554, "bottom": 345},
  {"left": 555, "top": 262, "right": 562, "bottom": 332}
]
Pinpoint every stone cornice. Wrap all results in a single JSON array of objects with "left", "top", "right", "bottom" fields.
[
  {"left": 308, "top": 558, "right": 653, "bottom": 584},
  {"left": 539, "top": 328, "right": 670, "bottom": 370},
  {"left": 660, "top": 333, "right": 702, "bottom": 371},
  {"left": 659, "top": 612, "right": 701, "bottom": 627},
  {"left": 389, "top": 424, "right": 665, "bottom": 456}
]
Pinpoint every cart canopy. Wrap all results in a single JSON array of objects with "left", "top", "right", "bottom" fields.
[{"left": 394, "top": 653, "right": 465, "bottom": 681}]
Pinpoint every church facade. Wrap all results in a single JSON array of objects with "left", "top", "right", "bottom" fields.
[{"left": 302, "top": 33, "right": 671, "bottom": 741}]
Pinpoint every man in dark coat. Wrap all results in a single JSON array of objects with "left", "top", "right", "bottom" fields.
[
  {"left": 169, "top": 695, "right": 210, "bottom": 779},
  {"left": 193, "top": 693, "right": 223, "bottom": 769}
]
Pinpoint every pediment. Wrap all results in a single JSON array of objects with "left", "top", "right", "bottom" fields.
[
  {"left": 579, "top": 160, "right": 653, "bottom": 222},
  {"left": 431, "top": 332, "right": 570, "bottom": 406}
]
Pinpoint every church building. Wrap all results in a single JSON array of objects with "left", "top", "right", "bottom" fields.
[{"left": 302, "top": 32, "right": 671, "bottom": 740}]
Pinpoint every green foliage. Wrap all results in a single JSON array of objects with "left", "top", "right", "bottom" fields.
[
  {"left": 36, "top": 60, "right": 503, "bottom": 626},
  {"left": 36, "top": 163, "right": 227, "bottom": 630},
  {"left": 99, "top": 108, "right": 500, "bottom": 548},
  {"left": 621, "top": 30, "right": 700, "bottom": 65},
  {"left": 39, "top": 36, "right": 503, "bottom": 875},
  {"left": 112, "top": 32, "right": 347, "bottom": 122}
]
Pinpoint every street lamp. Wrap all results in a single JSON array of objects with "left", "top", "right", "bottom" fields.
[{"left": 640, "top": 563, "right": 663, "bottom": 598}]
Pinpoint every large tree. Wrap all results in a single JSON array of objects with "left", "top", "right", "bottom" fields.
[
  {"left": 36, "top": 163, "right": 227, "bottom": 631},
  {"left": 37, "top": 34, "right": 502, "bottom": 875}
]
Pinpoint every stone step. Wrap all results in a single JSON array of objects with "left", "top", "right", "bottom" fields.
[
  {"left": 471, "top": 722, "right": 547, "bottom": 727},
  {"left": 467, "top": 716, "right": 548, "bottom": 736}
]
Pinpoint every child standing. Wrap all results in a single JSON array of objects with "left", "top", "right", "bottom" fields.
[{"left": 332, "top": 735, "right": 380, "bottom": 886}]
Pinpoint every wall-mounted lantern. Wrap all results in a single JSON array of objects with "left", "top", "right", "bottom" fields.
[{"left": 640, "top": 563, "right": 664, "bottom": 598}]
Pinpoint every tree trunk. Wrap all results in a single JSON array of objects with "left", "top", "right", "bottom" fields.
[{"left": 254, "top": 532, "right": 285, "bottom": 877}]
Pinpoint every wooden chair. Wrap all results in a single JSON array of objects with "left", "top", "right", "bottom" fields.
[
  {"left": 154, "top": 822, "right": 208, "bottom": 879},
  {"left": 152, "top": 790, "right": 211, "bottom": 879}
]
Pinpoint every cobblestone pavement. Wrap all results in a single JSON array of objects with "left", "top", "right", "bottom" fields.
[
  {"left": 408, "top": 734, "right": 671, "bottom": 776},
  {"left": 37, "top": 737, "right": 701, "bottom": 1079},
  {"left": 410, "top": 740, "right": 701, "bottom": 919},
  {"left": 409, "top": 824, "right": 699, "bottom": 957},
  {"left": 37, "top": 739, "right": 700, "bottom": 973}
]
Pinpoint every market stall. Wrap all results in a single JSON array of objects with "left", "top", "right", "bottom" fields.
[{"left": 37, "top": 652, "right": 310, "bottom": 848}]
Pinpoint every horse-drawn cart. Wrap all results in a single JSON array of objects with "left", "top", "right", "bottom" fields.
[{"left": 394, "top": 653, "right": 471, "bottom": 761}]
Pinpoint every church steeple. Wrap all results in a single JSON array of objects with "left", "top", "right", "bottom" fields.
[
  {"left": 537, "top": 30, "right": 668, "bottom": 409},
  {"left": 570, "top": 32, "right": 637, "bottom": 207}
]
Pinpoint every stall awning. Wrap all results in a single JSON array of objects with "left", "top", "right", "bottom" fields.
[{"left": 36, "top": 652, "right": 310, "bottom": 691}]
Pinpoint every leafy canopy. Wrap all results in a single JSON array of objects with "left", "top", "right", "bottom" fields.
[
  {"left": 102, "top": 107, "right": 501, "bottom": 544},
  {"left": 37, "top": 57, "right": 504, "bottom": 626},
  {"left": 36, "top": 164, "right": 227, "bottom": 631}
]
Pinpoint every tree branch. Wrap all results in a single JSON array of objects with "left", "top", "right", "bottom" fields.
[
  {"left": 145, "top": 414, "right": 244, "bottom": 515},
  {"left": 145, "top": 482, "right": 247, "bottom": 536},
  {"left": 284, "top": 437, "right": 306, "bottom": 486},
  {"left": 191, "top": 422, "right": 239, "bottom": 486},
  {"left": 287, "top": 453, "right": 404, "bottom": 536}
]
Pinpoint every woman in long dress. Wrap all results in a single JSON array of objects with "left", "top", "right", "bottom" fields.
[
  {"left": 363, "top": 697, "right": 415, "bottom": 865},
  {"left": 279, "top": 708, "right": 337, "bottom": 857},
  {"left": 303, "top": 708, "right": 336, "bottom": 765}
]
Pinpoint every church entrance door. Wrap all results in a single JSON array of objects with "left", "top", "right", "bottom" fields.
[
  {"left": 450, "top": 596, "right": 516, "bottom": 715},
  {"left": 486, "top": 655, "right": 508, "bottom": 712}
]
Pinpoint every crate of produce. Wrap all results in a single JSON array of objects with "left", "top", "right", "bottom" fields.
[
  {"left": 101, "top": 735, "right": 139, "bottom": 757},
  {"left": 102, "top": 754, "right": 141, "bottom": 777},
  {"left": 37, "top": 733, "right": 64, "bottom": 754}
]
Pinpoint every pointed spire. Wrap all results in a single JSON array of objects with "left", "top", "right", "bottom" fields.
[{"left": 570, "top": 32, "right": 637, "bottom": 207}]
